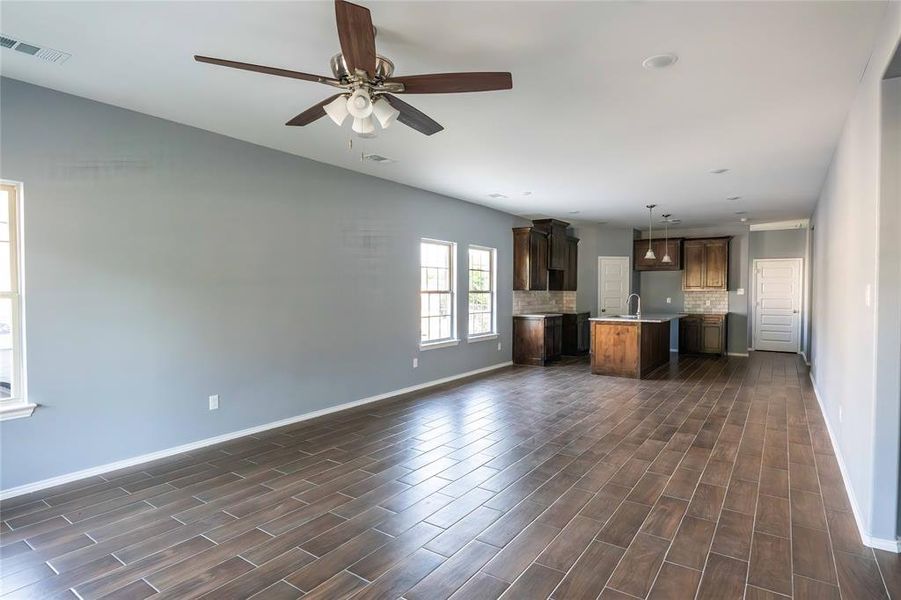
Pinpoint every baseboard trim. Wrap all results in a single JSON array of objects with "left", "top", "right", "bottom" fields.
[
  {"left": 800, "top": 351, "right": 811, "bottom": 366},
  {"left": 727, "top": 352, "right": 750, "bottom": 357},
  {"left": 808, "top": 372, "right": 901, "bottom": 553},
  {"left": 0, "top": 361, "right": 513, "bottom": 500}
]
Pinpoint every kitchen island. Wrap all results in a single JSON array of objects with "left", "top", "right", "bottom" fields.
[{"left": 590, "top": 314, "right": 685, "bottom": 378}]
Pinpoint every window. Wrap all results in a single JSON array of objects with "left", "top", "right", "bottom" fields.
[
  {"left": 0, "top": 182, "right": 31, "bottom": 420},
  {"left": 420, "top": 239, "right": 457, "bottom": 348},
  {"left": 468, "top": 246, "right": 496, "bottom": 339}
]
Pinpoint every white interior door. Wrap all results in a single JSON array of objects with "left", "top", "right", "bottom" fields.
[
  {"left": 598, "top": 256, "right": 630, "bottom": 316},
  {"left": 754, "top": 258, "right": 802, "bottom": 352}
]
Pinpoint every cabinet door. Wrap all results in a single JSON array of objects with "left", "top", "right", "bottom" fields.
[
  {"left": 564, "top": 237, "right": 578, "bottom": 291},
  {"left": 548, "top": 224, "right": 568, "bottom": 270},
  {"left": 680, "top": 318, "right": 701, "bottom": 353},
  {"left": 703, "top": 240, "right": 728, "bottom": 290},
  {"left": 656, "top": 239, "right": 681, "bottom": 270},
  {"left": 701, "top": 318, "right": 724, "bottom": 354},
  {"left": 634, "top": 239, "right": 658, "bottom": 270},
  {"left": 682, "top": 241, "right": 706, "bottom": 290},
  {"left": 529, "top": 230, "right": 549, "bottom": 291}
]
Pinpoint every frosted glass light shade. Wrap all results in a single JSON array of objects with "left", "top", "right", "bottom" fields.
[
  {"left": 372, "top": 98, "right": 400, "bottom": 128},
  {"left": 661, "top": 253, "right": 672, "bottom": 263},
  {"left": 346, "top": 89, "right": 373, "bottom": 118},
  {"left": 352, "top": 115, "right": 376, "bottom": 135},
  {"left": 644, "top": 248, "right": 656, "bottom": 260},
  {"left": 324, "top": 95, "right": 349, "bottom": 125}
]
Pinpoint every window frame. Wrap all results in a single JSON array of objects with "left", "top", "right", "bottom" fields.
[
  {"left": 0, "top": 181, "right": 32, "bottom": 420},
  {"left": 467, "top": 245, "right": 498, "bottom": 342},
  {"left": 419, "top": 238, "right": 458, "bottom": 350}
]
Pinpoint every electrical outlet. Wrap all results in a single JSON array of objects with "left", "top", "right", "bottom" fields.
[
  {"left": 209, "top": 394, "right": 219, "bottom": 411},
  {"left": 705, "top": 300, "right": 711, "bottom": 307},
  {"left": 497, "top": 342, "right": 502, "bottom": 351},
  {"left": 737, "top": 288, "right": 745, "bottom": 295},
  {"left": 666, "top": 297, "right": 671, "bottom": 304},
  {"left": 412, "top": 358, "right": 418, "bottom": 368}
]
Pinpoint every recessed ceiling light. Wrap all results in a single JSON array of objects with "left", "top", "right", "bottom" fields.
[
  {"left": 740, "top": 217, "right": 748, "bottom": 222},
  {"left": 735, "top": 211, "right": 747, "bottom": 215},
  {"left": 709, "top": 168, "right": 730, "bottom": 174},
  {"left": 568, "top": 210, "right": 581, "bottom": 215},
  {"left": 642, "top": 53, "right": 679, "bottom": 69},
  {"left": 522, "top": 191, "right": 533, "bottom": 196},
  {"left": 727, "top": 195, "right": 741, "bottom": 201},
  {"left": 488, "top": 193, "right": 508, "bottom": 199}
]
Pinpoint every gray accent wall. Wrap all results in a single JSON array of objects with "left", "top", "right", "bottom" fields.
[
  {"left": 0, "top": 78, "right": 523, "bottom": 490},
  {"left": 749, "top": 229, "right": 807, "bottom": 259},
  {"left": 809, "top": 4, "right": 900, "bottom": 545},
  {"left": 572, "top": 224, "right": 637, "bottom": 315}
]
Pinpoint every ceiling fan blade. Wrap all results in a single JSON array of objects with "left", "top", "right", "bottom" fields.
[
  {"left": 194, "top": 55, "right": 336, "bottom": 85},
  {"left": 335, "top": 0, "right": 377, "bottom": 77},
  {"left": 285, "top": 94, "right": 344, "bottom": 126},
  {"left": 383, "top": 94, "right": 444, "bottom": 136},
  {"left": 385, "top": 72, "right": 513, "bottom": 94}
]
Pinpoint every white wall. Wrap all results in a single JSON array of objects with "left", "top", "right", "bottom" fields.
[{"left": 809, "top": 3, "right": 900, "bottom": 546}]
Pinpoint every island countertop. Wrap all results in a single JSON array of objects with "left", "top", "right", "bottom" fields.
[{"left": 590, "top": 313, "right": 686, "bottom": 323}]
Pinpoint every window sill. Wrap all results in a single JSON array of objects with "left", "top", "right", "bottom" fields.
[
  {"left": 0, "top": 402, "right": 37, "bottom": 421},
  {"left": 467, "top": 333, "right": 498, "bottom": 343},
  {"left": 419, "top": 339, "right": 460, "bottom": 351}
]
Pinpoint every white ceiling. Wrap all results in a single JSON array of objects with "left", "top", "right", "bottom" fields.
[{"left": 0, "top": 1, "right": 887, "bottom": 227}]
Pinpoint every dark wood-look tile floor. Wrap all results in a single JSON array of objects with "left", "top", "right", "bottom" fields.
[{"left": 1, "top": 353, "right": 897, "bottom": 599}]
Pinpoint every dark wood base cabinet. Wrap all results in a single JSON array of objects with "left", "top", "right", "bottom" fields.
[
  {"left": 679, "top": 314, "right": 727, "bottom": 356},
  {"left": 590, "top": 320, "right": 671, "bottom": 378},
  {"left": 562, "top": 312, "right": 590, "bottom": 355},
  {"left": 513, "top": 315, "right": 562, "bottom": 366}
]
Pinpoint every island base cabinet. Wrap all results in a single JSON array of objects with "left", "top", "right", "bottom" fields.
[
  {"left": 513, "top": 316, "right": 562, "bottom": 366},
  {"left": 591, "top": 320, "right": 671, "bottom": 379}
]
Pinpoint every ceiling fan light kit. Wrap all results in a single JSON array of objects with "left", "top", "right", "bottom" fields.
[
  {"left": 324, "top": 94, "right": 350, "bottom": 125},
  {"left": 194, "top": 0, "right": 512, "bottom": 138}
]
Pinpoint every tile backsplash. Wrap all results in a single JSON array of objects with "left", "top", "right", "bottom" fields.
[
  {"left": 683, "top": 290, "right": 728, "bottom": 313},
  {"left": 513, "top": 291, "right": 577, "bottom": 314}
]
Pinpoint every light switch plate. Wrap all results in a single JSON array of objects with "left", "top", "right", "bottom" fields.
[
  {"left": 209, "top": 395, "right": 219, "bottom": 411},
  {"left": 497, "top": 342, "right": 502, "bottom": 351},
  {"left": 666, "top": 297, "right": 671, "bottom": 304},
  {"left": 412, "top": 358, "right": 418, "bottom": 368},
  {"left": 737, "top": 288, "right": 745, "bottom": 295}
]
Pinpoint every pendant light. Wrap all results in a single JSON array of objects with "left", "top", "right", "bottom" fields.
[
  {"left": 661, "top": 213, "right": 673, "bottom": 264},
  {"left": 644, "top": 204, "right": 657, "bottom": 260}
]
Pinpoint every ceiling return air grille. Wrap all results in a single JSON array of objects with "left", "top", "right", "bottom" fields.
[{"left": 0, "top": 33, "right": 71, "bottom": 64}]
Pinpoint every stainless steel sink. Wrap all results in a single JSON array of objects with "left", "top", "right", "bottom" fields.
[{"left": 617, "top": 315, "right": 640, "bottom": 319}]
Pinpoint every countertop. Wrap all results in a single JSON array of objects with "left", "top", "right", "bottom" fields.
[
  {"left": 513, "top": 313, "right": 563, "bottom": 319},
  {"left": 590, "top": 313, "right": 687, "bottom": 323}
]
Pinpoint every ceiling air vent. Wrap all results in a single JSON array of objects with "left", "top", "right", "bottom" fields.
[
  {"left": 0, "top": 33, "right": 71, "bottom": 64},
  {"left": 362, "top": 153, "right": 395, "bottom": 164}
]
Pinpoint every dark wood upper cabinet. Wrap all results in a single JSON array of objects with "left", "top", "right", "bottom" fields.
[
  {"left": 682, "top": 237, "right": 730, "bottom": 290},
  {"left": 563, "top": 236, "right": 579, "bottom": 291},
  {"left": 633, "top": 238, "right": 682, "bottom": 271},
  {"left": 513, "top": 227, "right": 549, "bottom": 291},
  {"left": 532, "top": 219, "right": 569, "bottom": 271}
]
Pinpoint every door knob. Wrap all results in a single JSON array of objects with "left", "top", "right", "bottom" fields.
[{"left": 792, "top": 310, "right": 798, "bottom": 314}]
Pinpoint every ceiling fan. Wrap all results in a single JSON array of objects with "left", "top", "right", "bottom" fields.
[{"left": 194, "top": 0, "right": 513, "bottom": 137}]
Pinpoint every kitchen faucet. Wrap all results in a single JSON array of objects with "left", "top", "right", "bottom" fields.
[{"left": 626, "top": 293, "right": 641, "bottom": 318}]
